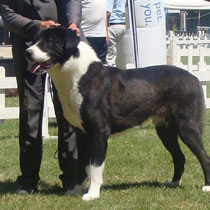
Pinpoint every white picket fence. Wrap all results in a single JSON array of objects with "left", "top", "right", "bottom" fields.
[
  {"left": 0, "top": 66, "right": 55, "bottom": 138},
  {"left": 166, "top": 32, "right": 210, "bottom": 108},
  {"left": 166, "top": 32, "right": 210, "bottom": 71},
  {"left": 0, "top": 33, "right": 210, "bottom": 138}
]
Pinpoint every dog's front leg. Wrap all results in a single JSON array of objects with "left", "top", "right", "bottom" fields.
[
  {"left": 82, "top": 135, "right": 108, "bottom": 201},
  {"left": 82, "top": 162, "right": 105, "bottom": 201}
]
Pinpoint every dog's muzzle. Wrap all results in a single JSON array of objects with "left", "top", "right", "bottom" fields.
[{"left": 25, "top": 49, "right": 57, "bottom": 74}]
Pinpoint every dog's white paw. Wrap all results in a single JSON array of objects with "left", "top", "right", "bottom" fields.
[
  {"left": 82, "top": 193, "right": 99, "bottom": 201},
  {"left": 202, "top": 186, "right": 210, "bottom": 192},
  {"left": 165, "top": 180, "right": 181, "bottom": 188}
]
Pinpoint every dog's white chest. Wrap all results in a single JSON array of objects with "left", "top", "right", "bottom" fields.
[
  {"left": 61, "top": 85, "right": 84, "bottom": 131},
  {"left": 49, "top": 66, "right": 85, "bottom": 131}
]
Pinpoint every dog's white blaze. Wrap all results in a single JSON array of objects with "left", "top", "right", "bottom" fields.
[
  {"left": 82, "top": 162, "right": 105, "bottom": 201},
  {"left": 48, "top": 41, "right": 100, "bottom": 131},
  {"left": 27, "top": 42, "right": 51, "bottom": 62}
]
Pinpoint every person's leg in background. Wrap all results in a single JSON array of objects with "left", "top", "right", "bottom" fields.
[
  {"left": 106, "top": 24, "right": 126, "bottom": 67},
  {"left": 86, "top": 37, "right": 108, "bottom": 64}
]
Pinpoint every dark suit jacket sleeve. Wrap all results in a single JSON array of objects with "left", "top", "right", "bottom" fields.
[
  {"left": 0, "top": 0, "right": 41, "bottom": 41},
  {"left": 63, "top": 0, "right": 82, "bottom": 27}
]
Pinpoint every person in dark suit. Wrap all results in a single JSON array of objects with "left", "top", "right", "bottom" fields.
[{"left": 0, "top": 0, "right": 87, "bottom": 194}]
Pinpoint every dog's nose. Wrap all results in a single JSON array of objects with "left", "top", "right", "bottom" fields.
[{"left": 25, "top": 49, "right": 33, "bottom": 61}]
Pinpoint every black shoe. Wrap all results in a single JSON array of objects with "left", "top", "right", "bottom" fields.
[{"left": 16, "top": 184, "right": 38, "bottom": 194}]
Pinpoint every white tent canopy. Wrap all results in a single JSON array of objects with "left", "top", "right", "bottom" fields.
[{"left": 163, "top": 0, "right": 210, "bottom": 10}]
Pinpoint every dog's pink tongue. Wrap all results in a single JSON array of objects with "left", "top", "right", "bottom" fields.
[{"left": 30, "top": 63, "right": 41, "bottom": 73}]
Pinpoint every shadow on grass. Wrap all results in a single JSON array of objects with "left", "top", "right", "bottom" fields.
[
  {"left": 0, "top": 179, "right": 18, "bottom": 194},
  {"left": 0, "top": 179, "right": 63, "bottom": 195},
  {"left": 102, "top": 181, "right": 164, "bottom": 191},
  {"left": 0, "top": 180, "right": 167, "bottom": 195},
  {"left": 38, "top": 181, "right": 63, "bottom": 195}
]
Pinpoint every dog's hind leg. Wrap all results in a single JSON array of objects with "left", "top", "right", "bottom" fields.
[
  {"left": 176, "top": 117, "right": 210, "bottom": 192},
  {"left": 156, "top": 121, "right": 185, "bottom": 187},
  {"left": 82, "top": 132, "right": 109, "bottom": 201}
]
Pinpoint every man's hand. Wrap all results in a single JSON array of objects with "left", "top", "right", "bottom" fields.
[
  {"left": 40, "top": 20, "right": 61, "bottom": 29},
  {"left": 68, "top": 23, "right": 80, "bottom": 37}
]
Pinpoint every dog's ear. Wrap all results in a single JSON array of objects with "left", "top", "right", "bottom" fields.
[{"left": 64, "top": 29, "right": 80, "bottom": 56}]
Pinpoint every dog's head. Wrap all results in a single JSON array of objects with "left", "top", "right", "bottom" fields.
[{"left": 25, "top": 27, "right": 80, "bottom": 74}]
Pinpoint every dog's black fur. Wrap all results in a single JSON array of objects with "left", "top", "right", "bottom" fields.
[{"left": 26, "top": 27, "right": 210, "bottom": 200}]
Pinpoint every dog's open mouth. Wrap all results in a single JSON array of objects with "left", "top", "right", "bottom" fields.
[{"left": 30, "top": 57, "right": 57, "bottom": 74}]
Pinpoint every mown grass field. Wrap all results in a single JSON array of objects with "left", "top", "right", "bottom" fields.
[{"left": 0, "top": 97, "right": 209, "bottom": 209}]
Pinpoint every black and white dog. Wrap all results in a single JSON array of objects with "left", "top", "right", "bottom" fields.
[{"left": 25, "top": 27, "right": 210, "bottom": 200}]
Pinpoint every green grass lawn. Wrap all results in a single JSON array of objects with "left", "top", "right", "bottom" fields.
[{"left": 0, "top": 108, "right": 210, "bottom": 209}]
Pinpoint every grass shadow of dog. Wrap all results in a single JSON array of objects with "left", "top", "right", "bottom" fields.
[{"left": 102, "top": 181, "right": 167, "bottom": 191}]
